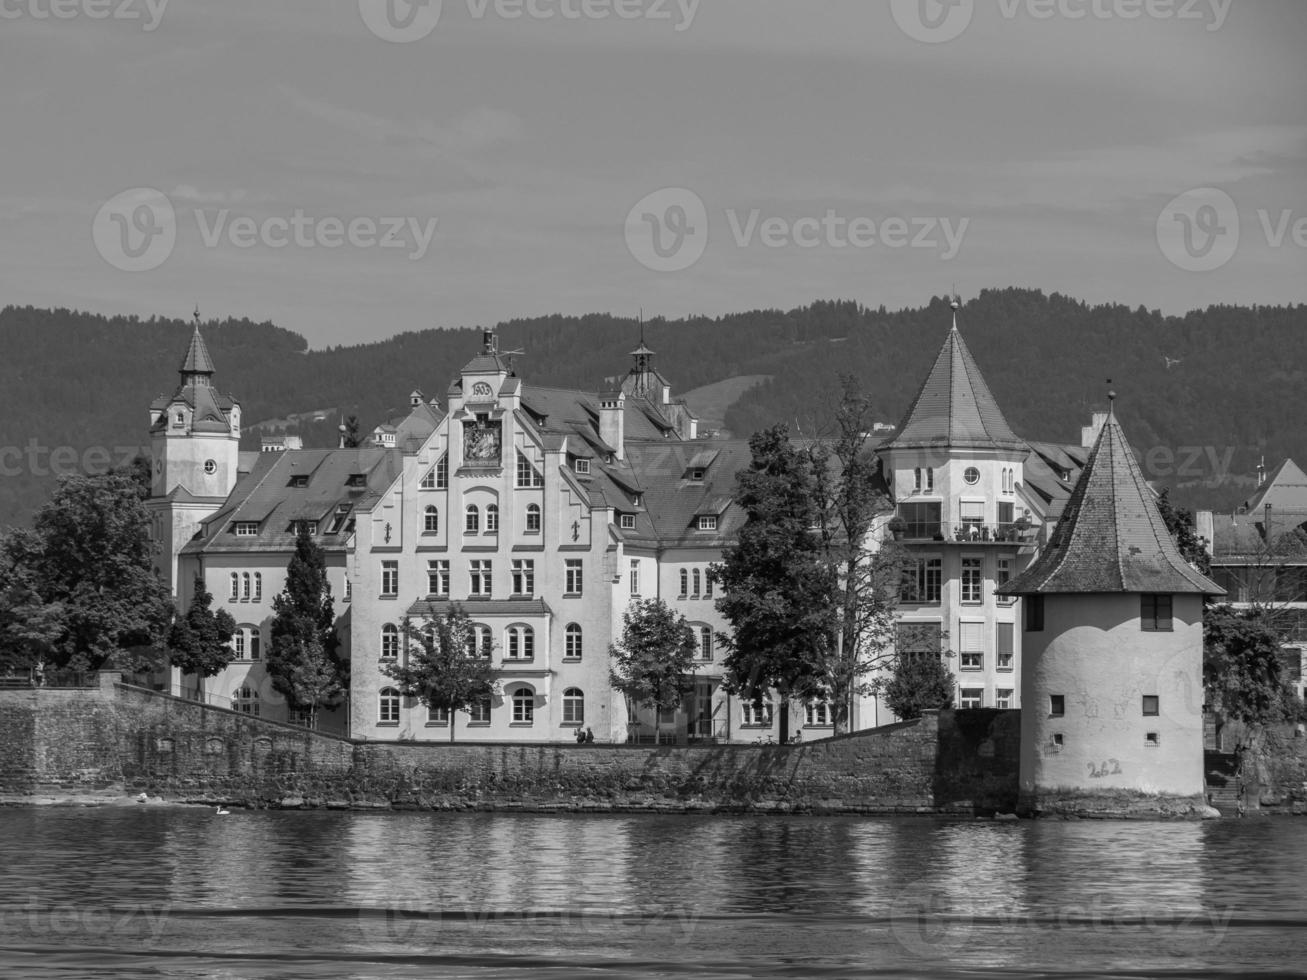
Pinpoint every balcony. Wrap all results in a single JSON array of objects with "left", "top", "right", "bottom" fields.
[{"left": 892, "top": 522, "right": 1033, "bottom": 545}]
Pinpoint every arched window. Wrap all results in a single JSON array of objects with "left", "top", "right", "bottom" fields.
[
  {"left": 241, "top": 572, "right": 251, "bottom": 601},
  {"left": 692, "top": 569, "right": 701, "bottom": 596},
  {"left": 563, "top": 687, "right": 584, "bottom": 725},
  {"left": 465, "top": 504, "right": 479, "bottom": 533},
  {"left": 680, "top": 569, "right": 689, "bottom": 596},
  {"left": 233, "top": 626, "right": 262, "bottom": 661},
  {"left": 565, "top": 623, "right": 583, "bottom": 660},
  {"left": 229, "top": 572, "right": 239, "bottom": 601},
  {"left": 704, "top": 571, "right": 714, "bottom": 599},
  {"left": 698, "top": 625, "right": 713, "bottom": 661},
  {"left": 249, "top": 629, "right": 261, "bottom": 661},
  {"left": 378, "top": 687, "right": 400, "bottom": 724},
  {"left": 381, "top": 624, "right": 399, "bottom": 660},
  {"left": 511, "top": 688, "right": 534, "bottom": 724},
  {"left": 506, "top": 624, "right": 534, "bottom": 660},
  {"left": 253, "top": 572, "right": 262, "bottom": 601},
  {"left": 424, "top": 506, "right": 439, "bottom": 533},
  {"left": 485, "top": 504, "right": 499, "bottom": 532},
  {"left": 525, "top": 503, "right": 541, "bottom": 533},
  {"left": 466, "top": 624, "right": 492, "bottom": 659}
]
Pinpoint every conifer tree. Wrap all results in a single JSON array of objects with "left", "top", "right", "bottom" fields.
[
  {"left": 267, "top": 525, "right": 344, "bottom": 724},
  {"left": 168, "top": 576, "right": 236, "bottom": 703}
]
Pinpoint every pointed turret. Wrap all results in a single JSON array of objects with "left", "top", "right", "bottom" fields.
[
  {"left": 999, "top": 398, "right": 1223, "bottom": 596},
  {"left": 884, "top": 300, "right": 1024, "bottom": 452},
  {"left": 180, "top": 322, "right": 216, "bottom": 381}
]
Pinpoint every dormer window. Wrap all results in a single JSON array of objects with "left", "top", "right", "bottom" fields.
[
  {"left": 232, "top": 521, "right": 259, "bottom": 537},
  {"left": 289, "top": 520, "right": 317, "bottom": 535},
  {"left": 688, "top": 468, "right": 705, "bottom": 481},
  {"left": 172, "top": 412, "right": 185, "bottom": 429},
  {"left": 346, "top": 473, "right": 367, "bottom": 487},
  {"left": 327, "top": 504, "right": 351, "bottom": 534},
  {"left": 620, "top": 514, "right": 636, "bottom": 530},
  {"left": 573, "top": 458, "right": 591, "bottom": 475},
  {"left": 697, "top": 515, "right": 718, "bottom": 531},
  {"left": 288, "top": 475, "right": 309, "bottom": 488}
]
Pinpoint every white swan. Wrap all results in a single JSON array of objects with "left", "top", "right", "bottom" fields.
[{"left": 215, "top": 806, "right": 230, "bottom": 815}]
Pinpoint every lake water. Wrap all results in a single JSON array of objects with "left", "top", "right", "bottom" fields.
[{"left": 0, "top": 807, "right": 1302, "bottom": 979}]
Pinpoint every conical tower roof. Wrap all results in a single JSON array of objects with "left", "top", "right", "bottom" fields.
[
  {"left": 884, "top": 309, "right": 1024, "bottom": 451},
  {"left": 999, "top": 402, "right": 1223, "bottom": 596},
  {"left": 180, "top": 324, "right": 216, "bottom": 376}
]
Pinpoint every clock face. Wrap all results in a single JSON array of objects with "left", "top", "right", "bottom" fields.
[{"left": 204, "top": 459, "right": 217, "bottom": 475}]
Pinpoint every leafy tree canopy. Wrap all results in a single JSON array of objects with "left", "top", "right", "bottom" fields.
[
  {"left": 383, "top": 607, "right": 498, "bottom": 738},
  {"left": 168, "top": 577, "right": 236, "bottom": 694},
  {"left": 882, "top": 655, "right": 955, "bottom": 721},
  {"left": 1203, "top": 604, "right": 1298, "bottom": 741},
  {"left": 609, "top": 598, "right": 700, "bottom": 737}
]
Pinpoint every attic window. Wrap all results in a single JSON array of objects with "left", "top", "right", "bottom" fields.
[
  {"left": 688, "top": 468, "right": 705, "bottom": 481},
  {"left": 620, "top": 514, "right": 636, "bottom": 530},
  {"left": 290, "top": 520, "right": 318, "bottom": 535},
  {"left": 346, "top": 474, "right": 367, "bottom": 487},
  {"left": 232, "top": 521, "right": 259, "bottom": 537},
  {"left": 288, "top": 475, "right": 309, "bottom": 488},
  {"left": 697, "top": 515, "right": 718, "bottom": 531},
  {"left": 573, "top": 458, "right": 591, "bottom": 475},
  {"left": 327, "top": 504, "right": 352, "bottom": 534}
]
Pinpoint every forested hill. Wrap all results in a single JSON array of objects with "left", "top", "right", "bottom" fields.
[{"left": 1, "top": 289, "right": 1303, "bottom": 526}]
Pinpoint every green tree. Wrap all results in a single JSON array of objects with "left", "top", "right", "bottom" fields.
[
  {"left": 267, "top": 525, "right": 344, "bottom": 723},
  {"left": 167, "top": 576, "right": 236, "bottom": 704},
  {"left": 1, "top": 473, "right": 173, "bottom": 673},
  {"left": 1204, "top": 604, "right": 1297, "bottom": 748},
  {"left": 1156, "top": 489, "right": 1212, "bottom": 575},
  {"left": 807, "top": 376, "right": 907, "bottom": 734},
  {"left": 882, "top": 654, "right": 955, "bottom": 721},
  {"left": 609, "top": 598, "right": 700, "bottom": 744},
  {"left": 0, "top": 553, "right": 64, "bottom": 673},
  {"left": 383, "top": 607, "right": 499, "bottom": 741},
  {"left": 343, "top": 415, "right": 362, "bottom": 449},
  {"left": 713, "top": 425, "right": 836, "bottom": 743}
]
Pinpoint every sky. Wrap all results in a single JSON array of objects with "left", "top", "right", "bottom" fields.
[{"left": 1, "top": 0, "right": 1304, "bottom": 348}]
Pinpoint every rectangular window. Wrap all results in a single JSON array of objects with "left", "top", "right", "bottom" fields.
[
  {"left": 620, "top": 513, "right": 636, "bottom": 530},
  {"left": 381, "top": 561, "right": 399, "bottom": 597},
  {"left": 959, "top": 500, "right": 984, "bottom": 535},
  {"left": 996, "top": 558, "right": 1014, "bottom": 604},
  {"left": 959, "top": 688, "right": 983, "bottom": 709},
  {"left": 996, "top": 622, "right": 1015, "bottom": 671},
  {"left": 995, "top": 688, "right": 1014, "bottom": 709},
  {"left": 901, "top": 557, "right": 942, "bottom": 604},
  {"left": 573, "top": 458, "right": 591, "bottom": 475},
  {"left": 436, "top": 454, "right": 448, "bottom": 489},
  {"left": 470, "top": 560, "right": 492, "bottom": 597},
  {"left": 1049, "top": 694, "right": 1065, "bottom": 717},
  {"left": 511, "top": 559, "right": 535, "bottom": 597},
  {"left": 233, "top": 522, "right": 259, "bottom": 536},
  {"left": 997, "top": 501, "right": 1014, "bottom": 526},
  {"left": 959, "top": 621, "right": 984, "bottom": 670},
  {"left": 629, "top": 559, "right": 640, "bottom": 596},
  {"left": 343, "top": 577, "right": 352, "bottom": 602},
  {"left": 896, "top": 622, "right": 942, "bottom": 663},
  {"left": 1145, "top": 732, "right": 1160, "bottom": 747},
  {"left": 565, "top": 559, "right": 583, "bottom": 596},
  {"left": 697, "top": 515, "right": 718, "bottom": 531},
  {"left": 961, "top": 557, "right": 983, "bottom": 604},
  {"left": 1051, "top": 733, "right": 1064, "bottom": 749},
  {"left": 1026, "top": 595, "right": 1045, "bottom": 632},
  {"left": 426, "top": 705, "right": 449, "bottom": 725},
  {"left": 925, "top": 468, "right": 934, "bottom": 491},
  {"left": 899, "top": 502, "right": 941, "bottom": 540},
  {"left": 516, "top": 453, "right": 544, "bottom": 488},
  {"left": 1142, "top": 695, "right": 1160, "bottom": 716},
  {"left": 805, "top": 701, "right": 831, "bottom": 727},
  {"left": 469, "top": 698, "right": 491, "bottom": 724},
  {"left": 427, "top": 560, "right": 450, "bottom": 597},
  {"left": 1141, "top": 594, "right": 1173, "bottom": 631},
  {"left": 741, "top": 700, "right": 774, "bottom": 727}
]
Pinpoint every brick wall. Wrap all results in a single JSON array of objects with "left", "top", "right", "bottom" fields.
[{"left": 0, "top": 681, "right": 1021, "bottom": 814}]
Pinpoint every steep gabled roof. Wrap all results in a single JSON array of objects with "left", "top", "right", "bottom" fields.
[
  {"left": 1243, "top": 458, "right": 1307, "bottom": 514},
  {"left": 180, "top": 325, "right": 216, "bottom": 375},
  {"left": 883, "top": 316, "right": 1024, "bottom": 452},
  {"left": 999, "top": 405, "right": 1223, "bottom": 596}
]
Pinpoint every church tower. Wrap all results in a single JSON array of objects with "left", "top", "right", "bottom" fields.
[
  {"left": 996, "top": 395, "right": 1224, "bottom": 817},
  {"left": 146, "top": 314, "right": 242, "bottom": 592}
]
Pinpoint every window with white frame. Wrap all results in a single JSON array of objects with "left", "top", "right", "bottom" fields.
[
  {"left": 704, "top": 571, "right": 714, "bottom": 598},
  {"left": 562, "top": 687, "right": 584, "bottom": 725},
  {"left": 229, "top": 572, "right": 239, "bottom": 601},
  {"left": 343, "top": 577, "right": 352, "bottom": 602},
  {"left": 427, "top": 704, "right": 449, "bottom": 725},
  {"left": 517, "top": 453, "right": 542, "bottom": 488},
  {"left": 996, "top": 557, "right": 1014, "bottom": 602},
  {"left": 469, "top": 560, "right": 492, "bottom": 597},
  {"left": 620, "top": 513, "right": 636, "bottom": 530},
  {"left": 233, "top": 521, "right": 259, "bottom": 536},
  {"left": 697, "top": 515, "right": 718, "bottom": 531},
  {"left": 959, "top": 621, "right": 984, "bottom": 670},
  {"left": 692, "top": 569, "right": 702, "bottom": 596},
  {"left": 469, "top": 697, "right": 491, "bottom": 724},
  {"left": 901, "top": 557, "right": 942, "bottom": 604},
  {"left": 253, "top": 573, "right": 262, "bottom": 601},
  {"left": 959, "top": 688, "right": 983, "bottom": 709},
  {"left": 427, "top": 560, "right": 450, "bottom": 597},
  {"left": 233, "top": 687, "right": 260, "bottom": 716},
  {"left": 465, "top": 504, "right": 480, "bottom": 534},
  {"left": 378, "top": 687, "right": 400, "bottom": 724},
  {"left": 485, "top": 503, "right": 499, "bottom": 533},
  {"left": 679, "top": 569, "right": 689, "bottom": 596},
  {"left": 564, "top": 623, "right": 583, "bottom": 660},
  {"left": 511, "top": 688, "right": 534, "bottom": 723},
  {"left": 381, "top": 561, "right": 399, "bottom": 597},
  {"left": 959, "top": 500, "right": 984, "bottom": 536},
  {"left": 805, "top": 700, "right": 832, "bottom": 727},
  {"left": 233, "top": 626, "right": 261, "bottom": 661},
  {"left": 961, "top": 557, "right": 982, "bottom": 603},
  {"left": 241, "top": 572, "right": 251, "bottom": 601},
  {"left": 741, "top": 699, "right": 774, "bottom": 727},
  {"left": 525, "top": 503, "right": 541, "bottom": 533},
  {"left": 564, "top": 559, "right": 583, "bottom": 595},
  {"left": 996, "top": 688, "right": 1014, "bottom": 709},
  {"left": 423, "top": 506, "right": 439, "bottom": 533},
  {"left": 381, "top": 624, "right": 400, "bottom": 660},
  {"left": 698, "top": 625, "right": 713, "bottom": 661},
  {"left": 629, "top": 559, "right": 640, "bottom": 596},
  {"left": 511, "top": 559, "right": 534, "bottom": 597},
  {"left": 505, "top": 624, "right": 534, "bottom": 660},
  {"left": 466, "top": 624, "right": 492, "bottom": 659},
  {"left": 997, "top": 622, "right": 1015, "bottom": 671},
  {"left": 420, "top": 465, "right": 437, "bottom": 490},
  {"left": 573, "top": 458, "right": 591, "bottom": 475}
]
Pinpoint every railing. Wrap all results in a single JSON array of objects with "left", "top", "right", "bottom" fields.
[
  {"left": 0, "top": 669, "right": 98, "bottom": 689},
  {"left": 896, "top": 522, "right": 1031, "bottom": 543}
]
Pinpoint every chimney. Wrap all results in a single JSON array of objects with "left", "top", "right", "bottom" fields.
[
  {"left": 599, "top": 387, "right": 626, "bottom": 461},
  {"left": 1195, "top": 510, "right": 1214, "bottom": 555},
  {"left": 1081, "top": 411, "right": 1108, "bottom": 448}
]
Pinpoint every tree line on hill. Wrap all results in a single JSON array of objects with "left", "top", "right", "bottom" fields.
[{"left": 2, "top": 289, "right": 1305, "bottom": 526}]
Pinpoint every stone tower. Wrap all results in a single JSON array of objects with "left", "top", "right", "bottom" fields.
[
  {"left": 996, "top": 397, "right": 1224, "bottom": 817},
  {"left": 145, "top": 315, "right": 241, "bottom": 592}
]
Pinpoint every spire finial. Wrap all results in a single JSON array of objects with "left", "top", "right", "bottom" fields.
[
  {"left": 950, "top": 291, "right": 961, "bottom": 331},
  {"left": 193, "top": 305, "right": 201, "bottom": 327},
  {"left": 1106, "top": 379, "right": 1116, "bottom": 419},
  {"left": 639, "top": 307, "right": 645, "bottom": 347}
]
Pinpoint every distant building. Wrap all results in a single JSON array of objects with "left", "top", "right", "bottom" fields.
[{"left": 998, "top": 399, "right": 1224, "bottom": 812}]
